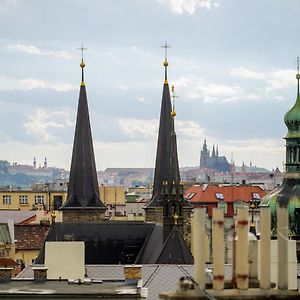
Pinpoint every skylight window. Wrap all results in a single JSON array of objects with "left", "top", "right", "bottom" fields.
[
  {"left": 215, "top": 193, "right": 224, "bottom": 200},
  {"left": 185, "top": 193, "right": 196, "bottom": 200},
  {"left": 252, "top": 192, "right": 260, "bottom": 199}
]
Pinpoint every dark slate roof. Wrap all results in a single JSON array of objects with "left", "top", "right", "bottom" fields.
[
  {"left": 15, "top": 224, "right": 50, "bottom": 250},
  {"left": 36, "top": 221, "right": 193, "bottom": 265},
  {"left": 36, "top": 222, "right": 154, "bottom": 264},
  {"left": 62, "top": 67, "right": 106, "bottom": 210},
  {"left": 17, "top": 264, "right": 218, "bottom": 300},
  {"left": 135, "top": 225, "right": 193, "bottom": 264}
]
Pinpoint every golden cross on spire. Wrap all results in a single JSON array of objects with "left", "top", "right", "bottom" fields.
[
  {"left": 161, "top": 41, "right": 171, "bottom": 83},
  {"left": 78, "top": 42, "right": 88, "bottom": 61},
  {"left": 78, "top": 43, "right": 87, "bottom": 85},
  {"left": 161, "top": 40, "right": 171, "bottom": 61}
]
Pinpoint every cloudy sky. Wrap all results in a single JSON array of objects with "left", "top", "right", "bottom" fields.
[{"left": 0, "top": 0, "right": 299, "bottom": 171}]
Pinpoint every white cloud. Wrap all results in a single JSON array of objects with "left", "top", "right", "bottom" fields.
[
  {"left": 158, "top": 0, "right": 218, "bottom": 15},
  {"left": 230, "top": 67, "right": 266, "bottom": 80},
  {"left": 23, "top": 109, "right": 74, "bottom": 142},
  {"left": 118, "top": 118, "right": 158, "bottom": 139},
  {"left": 8, "top": 44, "right": 73, "bottom": 59},
  {"left": 118, "top": 84, "right": 129, "bottom": 91},
  {"left": 266, "top": 69, "right": 295, "bottom": 90},
  {"left": 0, "top": 76, "right": 77, "bottom": 92},
  {"left": 0, "top": 140, "right": 72, "bottom": 169},
  {"left": 118, "top": 117, "right": 206, "bottom": 141},
  {"left": 230, "top": 67, "right": 296, "bottom": 91},
  {"left": 174, "top": 76, "right": 245, "bottom": 103},
  {"left": 135, "top": 96, "right": 146, "bottom": 103},
  {"left": 176, "top": 120, "right": 205, "bottom": 139},
  {"left": 0, "top": 0, "right": 17, "bottom": 14}
]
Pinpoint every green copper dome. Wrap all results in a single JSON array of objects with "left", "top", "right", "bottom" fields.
[
  {"left": 284, "top": 73, "right": 300, "bottom": 138},
  {"left": 260, "top": 63, "right": 300, "bottom": 238}
]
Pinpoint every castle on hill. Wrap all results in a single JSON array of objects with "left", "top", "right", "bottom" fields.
[{"left": 199, "top": 139, "right": 231, "bottom": 173}]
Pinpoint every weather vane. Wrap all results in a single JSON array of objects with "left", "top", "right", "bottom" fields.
[
  {"left": 161, "top": 41, "right": 171, "bottom": 60},
  {"left": 297, "top": 56, "right": 300, "bottom": 74},
  {"left": 78, "top": 42, "right": 88, "bottom": 61}
]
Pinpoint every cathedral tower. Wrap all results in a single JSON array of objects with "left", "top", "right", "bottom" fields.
[{"left": 61, "top": 51, "right": 107, "bottom": 222}]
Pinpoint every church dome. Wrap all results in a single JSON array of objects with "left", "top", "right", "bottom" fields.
[
  {"left": 260, "top": 62, "right": 300, "bottom": 239},
  {"left": 284, "top": 73, "right": 300, "bottom": 138}
]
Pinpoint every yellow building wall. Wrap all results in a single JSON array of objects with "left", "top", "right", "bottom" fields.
[
  {"left": 15, "top": 249, "right": 39, "bottom": 267},
  {"left": 99, "top": 186, "right": 125, "bottom": 205},
  {"left": 0, "top": 191, "right": 67, "bottom": 211}
]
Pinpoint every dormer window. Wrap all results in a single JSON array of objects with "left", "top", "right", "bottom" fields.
[
  {"left": 252, "top": 192, "right": 260, "bottom": 200},
  {"left": 215, "top": 192, "right": 224, "bottom": 200},
  {"left": 185, "top": 193, "right": 195, "bottom": 200}
]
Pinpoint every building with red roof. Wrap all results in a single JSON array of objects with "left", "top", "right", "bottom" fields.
[{"left": 184, "top": 183, "right": 266, "bottom": 218}]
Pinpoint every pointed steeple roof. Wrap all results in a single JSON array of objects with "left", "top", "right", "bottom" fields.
[
  {"left": 156, "top": 225, "right": 193, "bottom": 264},
  {"left": 203, "top": 139, "right": 208, "bottom": 152},
  {"left": 62, "top": 56, "right": 106, "bottom": 210},
  {"left": 146, "top": 48, "right": 173, "bottom": 208},
  {"left": 212, "top": 145, "right": 216, "bottom": 157}
]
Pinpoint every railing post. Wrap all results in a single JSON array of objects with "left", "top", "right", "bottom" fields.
[
  {"left": 212, "top": 208, "right": 225, "bottom": 290},
  {"left": 277, "top": 206, "right": 288, "bottom": 290},
  {"left": 260, "top": 207, "right": 271, "bottom": 289},
  {"left": 191, "top": 207, "right": 206, "bottom": 289},
  {"left": 236, "top": 207, "right": 249, "bottom": 290}
]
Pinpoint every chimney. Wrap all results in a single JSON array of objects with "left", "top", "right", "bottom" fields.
[
  {"left": 0, "top": 267, "right": 13, "bottom": 282},
  {"left": 32, "top": 266, "right": 48, "bottom": 282},
  {"left": 124, "top": 265, "right": 142, "bottom": 284}
]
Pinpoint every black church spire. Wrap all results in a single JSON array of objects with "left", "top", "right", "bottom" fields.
[
  {"left": 161, "top": 85, "right": 185, "bottom": 238},
  {"left": 146, "top": 43, "right": 174, "bottom": 208},
  {"left": 62, "top": 53, "right": 106, "bottom": 212}
]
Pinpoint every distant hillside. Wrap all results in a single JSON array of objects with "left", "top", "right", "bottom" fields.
[{"left": 0, "top": 160, "right": 68, "bottom": 188}]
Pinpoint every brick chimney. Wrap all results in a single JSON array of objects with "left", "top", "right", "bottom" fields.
[{"left": 124, "top": 265, "right": 142, "bottom": 285}]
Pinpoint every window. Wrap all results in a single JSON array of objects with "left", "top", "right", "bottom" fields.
[
  {"left": 34, "top": 195, "right": 44, "bottom": 205},
  {"left": 2, "top": 195, "right": 11, "bottom": 205},
  {"left": 218, "top": 201, "right": 228, "bottom": 214},
  {"left": 19, "top": 195, "right": 28, "bottom": 204},
  {"left": 252, "top": 192, "right": 260, "bottom": 200},
  {"left": 215, "top": 193, "right": 224, "bottom": 200},
  {"left": 185, "top": 193, "right": 196, "bottom": 200}
]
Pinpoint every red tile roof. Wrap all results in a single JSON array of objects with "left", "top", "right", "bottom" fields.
[
  {"left": 0, "top": 258, "right": 17, "bottom": 266},
  {"left": 184, "top": 184, "right": 266, "bottom": 204},
  {"left": 15, "top": 224, "right": 50, "bottom": 250}
]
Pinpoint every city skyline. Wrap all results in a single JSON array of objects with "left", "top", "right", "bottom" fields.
[{"left": 0, "top": 0, "right": 299, "bottom": 171}]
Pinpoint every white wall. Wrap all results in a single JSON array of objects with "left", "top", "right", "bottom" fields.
[{"left": 45, "top": 241, "right": 85, "bottom": 279}]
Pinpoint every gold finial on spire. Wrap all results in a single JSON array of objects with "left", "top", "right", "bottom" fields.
[
  {"left": 171, "top": 84, "right": 178, "bottom": 118},
  {"left": 78, "top": 42, "right": 87, "bottom": 85},
  {"left": 161, "top": 41, "right": 171, "bottom": 84},
  {"left": 173, "top": 213, "right": 178, "bottom": 226},
  {"left": 296, "top": 56, "right": 300, "bottom": 80}
]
